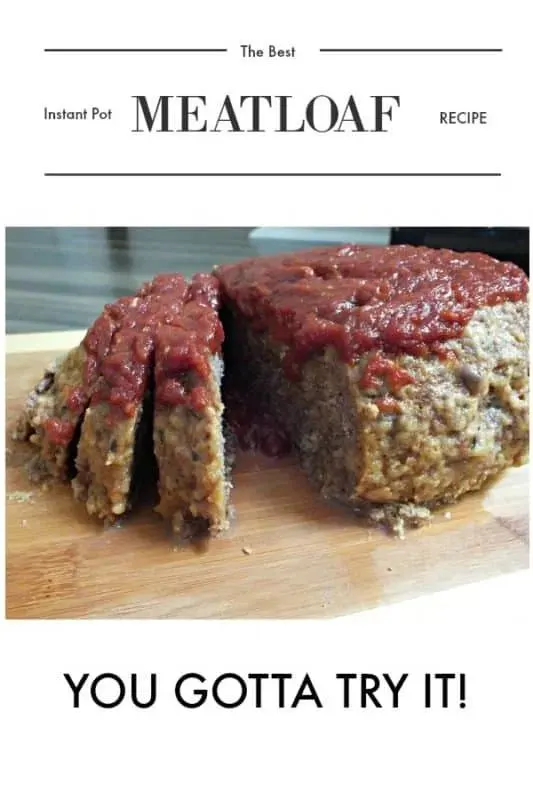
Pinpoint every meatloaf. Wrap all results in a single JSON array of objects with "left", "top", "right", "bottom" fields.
[
  {"left": 217, "top": 245, "right": 529, "bottom": 534},
  {"left": 14, "top": 244, "right": 529, "bottom": 537},
  {"left": 16, "top": 273, "right": 229, "bottom": 534}
]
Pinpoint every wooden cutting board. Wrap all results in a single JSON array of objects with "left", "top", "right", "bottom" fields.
[{"left": 5, "top": 336, "right": 529, "bottom": 619}]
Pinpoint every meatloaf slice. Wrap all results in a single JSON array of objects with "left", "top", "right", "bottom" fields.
[
  {"left": 153, "top": 353, "right": 228, "bottom": 535},
  {"left": 72, "top": 327, "right": 152, "bottom": 520},
  {"left": 153, "top": 275, "right": 229, "bottom": 535},
  {"left": 218, "top": 245, "right": 529, "bottom": 534},
  {"left": 14, "top": 297, "right": 126, "bottom": 482}
]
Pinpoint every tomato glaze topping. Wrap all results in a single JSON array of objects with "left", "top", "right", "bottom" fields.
[
  {"left": 217, "top": 245, "right": 528, "bottom": 380},
  {"left": 85, "top": 273, "right": 223, "bottom": 423}
]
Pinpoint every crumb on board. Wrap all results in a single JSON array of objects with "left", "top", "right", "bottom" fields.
[
  {"left": 7, "top": 491, "right": 34, "bottom": 504},
  {"left": 387, "top": 567, "right": 392, "bottom": 572},
  {"left": 242, "top": 546, "right": 253, "bottom": 555},
  {"left": 21, "top": 519, "right": 28, "bottom": 527},
  {"left": 104, "top": 517, "right": 124, "bottom": 531},
  {"left": 444, "top": 511, "right": 452, "bottom": 520}
]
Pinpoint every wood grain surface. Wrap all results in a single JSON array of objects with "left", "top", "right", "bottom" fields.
[{"left": 6, "top": 347, "right": 529, "bottom": 619}]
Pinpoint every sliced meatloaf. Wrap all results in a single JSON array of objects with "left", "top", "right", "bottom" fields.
[
  {"left": 14, "top": 244, "right": 529, "bottom": 538},
  {"left": 16, "top": 273, "right": 228, "bottom": 534},
  {"left": 73, "top": 273, "right": 228, "bottom": 529},
  {"left": 217, "top": 245, "right": 529, "bottom": 534}
]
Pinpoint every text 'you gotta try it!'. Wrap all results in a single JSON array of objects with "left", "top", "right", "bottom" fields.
[{"left": 63, "top": 672, "right": 468, "bottom": 710}]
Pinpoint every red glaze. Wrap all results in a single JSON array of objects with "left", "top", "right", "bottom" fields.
[
  {"left": 43, "top": 418, "right": 76, "bottom": 446},
  {"left": 45, "top": 274, "right": 223, "bottom": 443},
  {"left": 154, "top": 275, "right": 224, "bottom": 412},
  {"left": 217, "top": 245, "right": 528, "bottom": 380},
  {"left": 359, "top": 352, "right": 415, "bottom": 393},
  {"left": 66, "top": 386, "right": 88, "bottom": 413},
  {"left": 89, "top": 273, "right": 223, "bottom": 419},
  {"left": 375, "top": 396, "right": 401, "bottom": 414}
]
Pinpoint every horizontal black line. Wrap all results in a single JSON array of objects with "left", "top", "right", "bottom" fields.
[
  {"left": 44, "top": 48, "right": 227, "bottom": 53},
  {"left": 44, "top": 47, "right": 502, "bottom": 54},
  {"left": 44, "top": 172, "right": 502, "bottom": 178},
  {"left": 320, "top": 48, "right": 503, "bottom": 53}
]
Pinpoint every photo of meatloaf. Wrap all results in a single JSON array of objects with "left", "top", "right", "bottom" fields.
[
  {"left": 217, "top": 245, "right": 529, "bottom": 534},
  {"left": 13, "top": 243, "right": 529, "bottom": 539}
]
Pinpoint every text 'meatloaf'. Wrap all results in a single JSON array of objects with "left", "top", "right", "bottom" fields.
[{"left": 132, "top": 95, "right": 401, "bottom": 133}]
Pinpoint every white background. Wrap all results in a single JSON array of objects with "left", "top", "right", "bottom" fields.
[
  {"left": 2, "top": 0, "right": 531, "bottom": 225},
  {"left": 1, "top": 1, "right": 531, "bottom": 798}
]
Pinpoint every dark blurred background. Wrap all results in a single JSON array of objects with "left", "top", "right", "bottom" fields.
[{"left": 5, "top": 227, "right": 529, "bottom": 333}]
